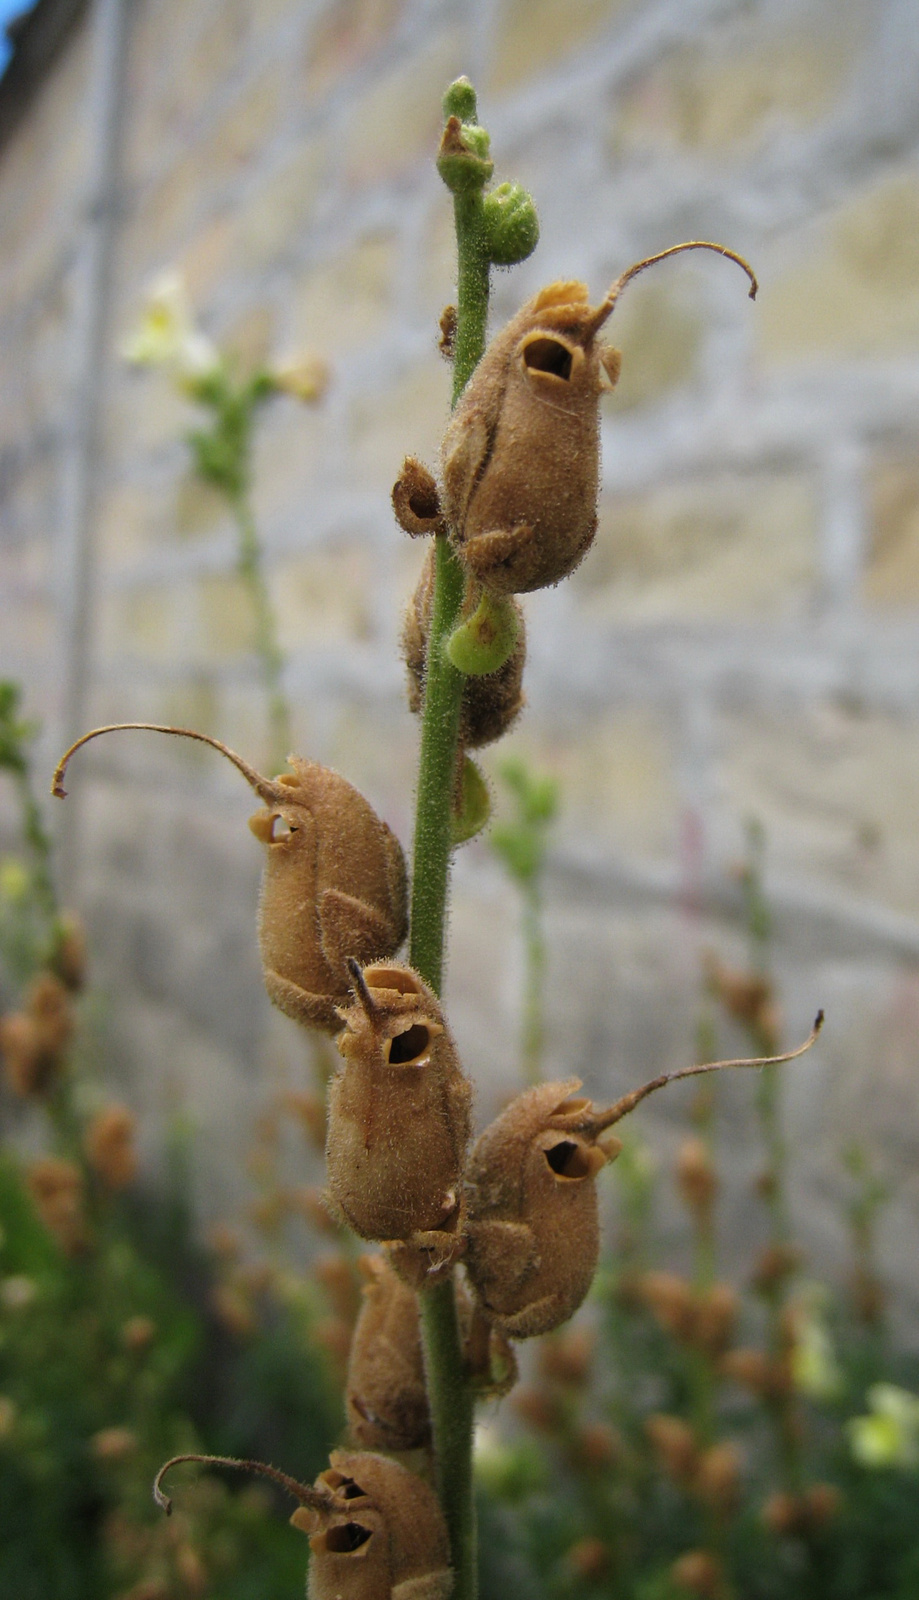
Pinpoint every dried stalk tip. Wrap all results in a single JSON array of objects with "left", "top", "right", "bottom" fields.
[{"left": 153, "top": 1452, "right": 338, "bottom": 1519}]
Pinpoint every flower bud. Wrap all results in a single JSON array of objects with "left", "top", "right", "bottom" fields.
[
  {"left": 402, "top": 550, "right": 526, "bottom": 749},
  {"left": 464, "top": 1078, "right": 621, "bottom": 1338},
  {"left": 327, "top": 963, "right": 472, "bottom": 1270},
  {"left": 346, "top": 1255, "right": 430, "bottom": 1451},
  {"left": 437, "top": 112, "right": 493, "bottom": 192},
  {"left": 291, "top": 1449, "right": 452, "bottom": 1600},
  {"left": 483, "top": 182, "right": 540, "bottom": 267}
]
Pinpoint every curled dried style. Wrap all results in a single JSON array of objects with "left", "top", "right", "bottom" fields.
[
  {"left": 464, "top": 1016, "right": 822, "bottom": 1339},
  {"left": 438, "top": 240, "right": 757, "bottom": 596},
  {"left": 53, "top": 724, "right": 408, "bottom": 1034}
]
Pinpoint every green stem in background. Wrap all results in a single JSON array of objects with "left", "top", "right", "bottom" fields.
[
  {"left": 232, "top": 491, "right": 292, "bottom": 771},
  {"left": 409, "top": 79, "right": 501, "bottom": 1600},
  {"left": 521, "top": 879, "right": 546, "bottom": 1085}
]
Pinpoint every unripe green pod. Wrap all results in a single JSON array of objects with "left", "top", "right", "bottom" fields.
[
  {"left": 327, "top": 963, "right": 472, "bottom": 1268},
  {"left": 346, "top": 1255, "right": 430, "bottom": 1451},
  {"left": 52, "top": 725, "right": 408, "bottom": 1035},
  {"left": 442, "top": 243, "right": 757, "bottom": 595},
  {"left": 482, "top": 181, "right": 539, "bottom": 266},
  {"left": 402, "top": 548, "right": 526, "bottom": 749},
  {"left": 464, "top": 1078, "right": 621, "bottom": 1339},
  {"left": 294, "top": 1450, "right": 452, "bottom": 1600}
]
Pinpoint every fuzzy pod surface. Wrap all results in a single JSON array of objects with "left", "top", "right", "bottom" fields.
[
  {"left": 346, "top": 1255, "right": 431, "bottom": 1451},
  {"left": 327, "top": 963, "right": 472, "bottom": 1263},
  {"left": 293, "top": 1449, "right": 452, "bottom": 1600},
  {"left": 441, "top": 244, "right": 756, "bottom": 595},
  {"left": 464, "top": 1077, "right": 622, "bottom": 1338}
]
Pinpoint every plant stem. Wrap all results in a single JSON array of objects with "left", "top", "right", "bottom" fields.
[
  {"left": 410, "top": 167, "right": 491, "bottom": 1600},
  {"left": 233, "top": 491, "right": 291, "bottom": 771},
  {"left": 521, "top": 878, "right": 546, "bottom": 1084}
]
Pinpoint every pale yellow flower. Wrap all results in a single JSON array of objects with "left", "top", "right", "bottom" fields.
[
  {"left": 848, "top": 1384, "right": 919, "bottom": 1468},
  {"left": 269, "top": 351, "right": 330, "bottom": 403},
  {"left": 121, "top": 271, "right": 219, "bottom": 383}
]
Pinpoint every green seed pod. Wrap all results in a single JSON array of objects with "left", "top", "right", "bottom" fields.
[
  {"left": 294, "top": 1450, "right": 452, "bottom": 1600},
  {"left": 327, "top": 963, "right": 472, "bottom": 1269},
  {"left": 464, "top": 1078, "right": 621, "bottom": 1339},
  {"left": 402, "top": 549, "right": 526, "bottom": 749},
  {"left": 52, "top": 725, "right": 408, "bottom": 1035},
  {"left": 482, "top": 181, "right": 539, "bottom": 266},
  {"left": 442, "top": 243, "right": 757, "bottom": 595},
  {"left": 346, "top": 1255, "right": 430, "bottom": 1451}
]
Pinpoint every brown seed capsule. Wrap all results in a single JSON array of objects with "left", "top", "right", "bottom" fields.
[
  {"left": 676, "top": 1136, "right": 718, "bottom": 1220},
  {"left": 52, "top": 913, "right": 88, "bottom": 991},
  {"left": 464, "top": 1078, "right": 622, "bottom": 1338},
  {"left": 85, "top": 1104, "right": 138, "bottom": 1191},
  {"left": 326, "top": 962, "right": 472, "bottom": 1269},
  {"left": 292, "top": 1449, "right": 452, "bottom": 1600},
  {"left": 645, "top": 1414, "right": 699, "bottom": 1486},
  {"left": 638, "top": 1271, "right": 697, "bottom": 1341},
  {"left": 694, "top": 1441, "right": 742, "bottom": 1517},
  {"left": 392, "top": 457, "right": 446, "bottom": 538},
  {"left": 671, "top": 1549, "right": 725, "bottom": 1598},
  {"left": 463, "top": 1020, "right": 824, "bottom": 1340},
  {"left": 27, "top": 1156, "right": 86, "bottom": 1253},
  {"left": 346, "top": 1255, "right": 431, "bottom": 1451},
  {"left": 442, "top": 243, "right": 757, "bottom": 595},
  {"left": 402, "top": 549, "right": 526, "bottom": 748},
  {"left": 720, "top": 1347, "right": 790, "bottom": 1400},
  {"left": 692, "top": 1283, "right": 739, "bottom": 1358},
  {"left": 52, "top": 725, "right": 409, "bottom": 1035},
  {"left": 537, "top": 1325, "right": 595, "bottom": 1387},
  {"left": 567, "top": 1537, "right": 610, "bottom": 1580}
]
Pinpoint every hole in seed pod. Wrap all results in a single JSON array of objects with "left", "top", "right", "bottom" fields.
[
  {"left": 522, "top": 337, "right": 573, "bottom": 381},
  {"left": 388, "top": 1024, "right": 431, "bottom": 1065},
  {"left": 337, "top": 1478, "right": 367, "bottom": 1500},
  {"left": 410, "top": 483, "right": 439, "bottom": 519},
  {"left": 545, "top": 1139, "right": 592, "bottom": 1179},
  {"left": 269, "top": 815, "right": 298, "bottom": 841},
  {"left": 324, "top": 1522, "right": 373, "bottom": 1553}
]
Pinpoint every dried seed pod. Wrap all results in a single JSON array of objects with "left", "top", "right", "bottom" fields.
[
  {"left": 695, "top": 1441, "right": 742, "bottom": 1517},
  {"left": 442, "top": 242, "right": 757, "bottom": 595},
  {"left": 638, "top": 1270, "right": 696, "bottom": 1341},
  {"left": 464, "top": 1019, "right": 822, "bottom": 1339},
  {"left": 85, "top": 1104, "right": 138, "bottom": 1191},
  {"left": 53, "top": 725, "right": 408, "bottom": 1035},
  {"left": 27, "top": 1156, "right": 86, "bottom": 1253},
  {"left": 392, "top": 457, "right": 446, "bottom": 538},
  {"left": 346, "top": 1255, "right": 430, "bottom": 1451},
  {"left": 676, "top": 1136, "right": 718, "bottom": 1219},
  {"left": 671, "top": 1549, "right": 726, "bottom": 1599},
  {"left": 294, "top": 1450, "right": 452, "bottom": 1600},
  {"left": 402, "top": 549, "right": 525, "bottom": 748},
  {"left": 326, "top": 962, "right": 472, "bottom": 1269},
  {"left": 464, "top": 1078, "right": 622, "bottom": 1338},
  {"left": 645, "top": 1414, "right": 699, "bottom": 1486},
  {"left": 155, "top": 1446, "right": 452, "bottom": 1600},
  {"left": 692, "top": 1283, "right": 739, "bottom": 1358}
]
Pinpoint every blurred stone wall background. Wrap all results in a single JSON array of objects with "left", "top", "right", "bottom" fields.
[{"left": 2, "top": 0, "right": 919, "bottom": 1314}]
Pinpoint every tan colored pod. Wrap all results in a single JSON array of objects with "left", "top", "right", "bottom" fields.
[
  {"left": 346, "top": 1255, "right": 431, "bottom": 1451},
  {"left": 402, "top": 549, "right": 525, "bottom": 749},
  {"left": 464, "top": 1078, "right": 621, "bottom": 1339},
  {"left": 442, "top": 243, "right": 756, "bottom": 595},
  {"left": 463, "top": 1014, "right": 824, "bottom": 1338},
  {"left": 295, "top": 1449, "right": 452, "bottom": 1600},
  {"left": 327, "top": 963, "right": 472, "bottom": 1266},
  {"left": 52, "top": 725, "right": 408, "bottom": 1035}
]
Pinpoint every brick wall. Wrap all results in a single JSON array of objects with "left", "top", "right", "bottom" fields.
[{"left": 1, "top": 0, "right": 919, "bottom": 1306}]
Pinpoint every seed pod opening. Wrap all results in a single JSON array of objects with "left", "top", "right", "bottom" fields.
[
  {"left": 326, "top": 963, "right": 472, "bottom": 1266},
  {"left": 442, "top": 243, "right": 756, "bottom": 596},
  {"left": 296, "top": 1450, "right": 452, "bottom": 1600}
]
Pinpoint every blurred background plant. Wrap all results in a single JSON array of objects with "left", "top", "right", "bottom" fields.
[
  {"left": 123, "top": 272, "right": 329, "bottom": 770},
  {"left": 476, "top": 769, "right": 919, "bottom": 1600},
  {"left": 0, "top": 681, "right": 342, "bottom": 1600}
]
